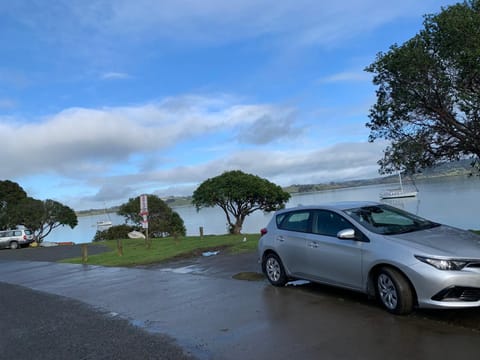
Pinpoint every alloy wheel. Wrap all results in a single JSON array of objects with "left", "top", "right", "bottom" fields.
[
  {"left": 266, "top": 257, "right": 281, "bottom": 282},
  {"left": 377, "top": 273, "right": 398, "bottom": 310}
]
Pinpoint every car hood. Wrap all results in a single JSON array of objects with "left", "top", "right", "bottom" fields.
[{"left": 387, "top": 225, "right": 480, "bottom": 258}]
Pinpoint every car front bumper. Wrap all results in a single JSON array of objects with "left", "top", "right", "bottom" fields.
[{"left": 406, "top": 262, "right": 480, "bottom": 309}]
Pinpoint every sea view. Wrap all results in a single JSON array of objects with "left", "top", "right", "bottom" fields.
[{"left": 48, "top": 175, "right": 480, "bottom": 244}]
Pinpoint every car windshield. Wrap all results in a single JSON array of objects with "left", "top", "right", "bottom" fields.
[{"left": 343, "top": 204, "right": 440, "bottom": 235}]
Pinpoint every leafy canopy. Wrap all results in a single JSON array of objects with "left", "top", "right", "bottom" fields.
[
  {"left": 366, "top": 0, "right": 480, "bottom": 174},
  {"left": 192, "top": 170, "right": 290, "bottom": 234},
  {"left": 0, "top": 180, "right": 78, "bottom": 241},
  {"left": 117, "top": 194, "right": 186, "bottom": 237}
]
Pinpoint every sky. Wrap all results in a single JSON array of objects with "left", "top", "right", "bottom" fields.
[{"left": 0, "top": 0, "right": 459, "bottom": 211}]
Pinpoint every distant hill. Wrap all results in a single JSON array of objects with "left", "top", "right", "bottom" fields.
[
  {"left": 285, "top": 159, "right": 474, "bottom": 194},
  {"left": 77, "top": 160, "right": 476, "bottom": 213}
]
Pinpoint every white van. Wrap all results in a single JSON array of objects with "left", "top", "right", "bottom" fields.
[{"left": 0, "top": 229, "right": 34, "bottom": 249}]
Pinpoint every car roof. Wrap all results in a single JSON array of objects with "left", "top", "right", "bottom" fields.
[{"left": 277, "top": 201, "right": 381, "bottom": 213}]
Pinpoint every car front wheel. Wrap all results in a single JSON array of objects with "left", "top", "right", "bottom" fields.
[
  {"left": 264, "top": 253, "right": 288, "bottom": 286},
  {"left": 376, "top": 267, "right": 414, "bottom": 315}
]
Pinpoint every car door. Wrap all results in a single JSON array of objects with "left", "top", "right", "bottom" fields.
[
  {"left": 275, "top": 210, "right": 312, "bottom": 277},
  {"left": 304, "top": 210, "right": 365, "bottom": 290}
]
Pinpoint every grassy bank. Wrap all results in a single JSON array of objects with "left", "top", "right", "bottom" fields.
[{"left": 60, "top": 233, "right": 260, "bottom": 267}]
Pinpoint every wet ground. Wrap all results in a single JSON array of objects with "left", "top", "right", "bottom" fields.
[{"left": 1, "top": 246, "right": 480, "bottom": 359}]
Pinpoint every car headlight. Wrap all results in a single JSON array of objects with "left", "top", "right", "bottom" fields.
[{"left": 415, "top": 255, "right": 468, "bottom": 271}]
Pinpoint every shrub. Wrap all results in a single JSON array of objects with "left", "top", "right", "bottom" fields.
[{"left": 93, "top": 224, "right": 138, "bottom": 242}]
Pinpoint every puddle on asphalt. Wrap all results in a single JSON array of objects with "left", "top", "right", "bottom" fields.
[
  {"left": 287, "top": 280, "right": 310, "bottom": 286},
  {"left": 158, "top": 265, "right": 202, "bottom": 274},
  {"left": 232, "top": 272, "right": 265, "bottom": 281}
]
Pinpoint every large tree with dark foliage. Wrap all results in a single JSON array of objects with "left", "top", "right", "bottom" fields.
[
  {"left": 366, "top": 0, "right": 480, "bottom": 174},
  {"left": 117, "top": 195, "right": 186, "bottom": 238},
  {"left": 34, "top": 199, "right": 78, "bottom": 241},
  {"left": 0, "top": 180, "right": 27, "bottom": 229},
  {"left": 0, "top": 180, "right": 78, "bottom": 241},
  {"left": 192, "top": 170, "right": 290, "bottom": 234}
]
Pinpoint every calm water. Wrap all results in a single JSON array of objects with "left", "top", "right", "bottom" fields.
[{"left": 48, "top": 176, "right": 480, "bottom": 244}]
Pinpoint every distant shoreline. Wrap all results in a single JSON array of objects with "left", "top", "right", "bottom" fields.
[{"left": 76, "top": 169, "right": 474, "bottom": 217}]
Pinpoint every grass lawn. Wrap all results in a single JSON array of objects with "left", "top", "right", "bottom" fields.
[{"left": 60, "top": 233, "right": 260, "bottom": 267}]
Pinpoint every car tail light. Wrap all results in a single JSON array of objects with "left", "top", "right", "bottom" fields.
[
  {"left": 260, "top": 228, "right": 268, "bottom": 236},
  {"left": 23, "top": 235, "right": 27, "bottom": 240}
]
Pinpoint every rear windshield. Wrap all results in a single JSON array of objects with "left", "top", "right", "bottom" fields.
[
  {"left": 344, "top": 204, "right": 439, "bottom": 235},
  {"left": 24, "top": 230, "right": 32, "bottom": 235}
]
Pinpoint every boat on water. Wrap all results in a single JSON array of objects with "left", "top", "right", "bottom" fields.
[
  {"left": 96, "top": 220, "right": 113, "bottom": 230},
  {"left": 96, "top": 204, "right": 113, "bottom": 230},
  {"left": 380, "top": 173, "right": 418, "bottom": 199}
]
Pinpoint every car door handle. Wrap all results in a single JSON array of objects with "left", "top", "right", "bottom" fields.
[
  {"left": 277, "top": 236, "right": 285, "bottom": 242},
  {"left": 308, "top": 241, "right": 318, "bottom": 248}
]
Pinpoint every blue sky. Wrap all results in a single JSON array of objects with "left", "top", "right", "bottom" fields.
[{"left": 0, "top": 0, "right": 458, "bottom": 210}]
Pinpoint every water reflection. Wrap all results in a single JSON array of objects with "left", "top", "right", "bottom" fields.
[{"left": 49, "top": 176, "right": 480, "bottom": 244}]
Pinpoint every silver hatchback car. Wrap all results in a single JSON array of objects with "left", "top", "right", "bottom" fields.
[{"left": 258, "top": 201, "right": 480, "bottom": 314}]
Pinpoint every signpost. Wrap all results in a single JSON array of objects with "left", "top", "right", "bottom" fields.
[{"left": 139, "top": 194, "right": 150, "bottom": 248}]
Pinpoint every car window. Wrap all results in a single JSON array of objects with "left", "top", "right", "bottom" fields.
[
  {"left": 278, "top": 211, "right": 311, "bottom": 233},
  {"left": 14, "top": 231, "right": 22, "bottom": 236},
  {"left": 24, "top": 230, "right": 32, "bottom": 235},
  {"left": 344, "top": 205, "right": 439, "bottom": 235},
  {"left": 313, "top": 210, "right": 352, "bottom": 237}
]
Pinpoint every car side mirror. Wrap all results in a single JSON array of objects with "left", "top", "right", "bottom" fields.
[{"left": 337, "top": 228, "right": 356, "bottom": 240}]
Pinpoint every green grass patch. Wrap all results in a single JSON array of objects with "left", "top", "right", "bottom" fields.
[{"left": 60, "top": 233, "right": 260, "bottom": 267}]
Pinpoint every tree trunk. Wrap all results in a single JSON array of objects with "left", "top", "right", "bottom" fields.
[{"left": 230, "top": 216, "right": 244, "bottom": 235}]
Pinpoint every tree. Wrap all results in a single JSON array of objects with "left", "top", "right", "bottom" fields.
[
  {"left": 192, "top": 170, "right": 291, "bottom": 234},
  {"left": 0, "top": 180, "right": 78, "bottom": 241},
  {"left": 117, "top": 195, "right": 186, "bottom": 237},
  {"left": 93, "top": 224, "right": 138, "bottom": 242},
  {"left": 33, "top": 200, "right": 78, "bottom": 242},
  {"left": 365, "top": 1, "right": 480, "bottom": 174},
  {"left": 8, "top": 197, "right": 45, "bottom": 232},
  {"left": 0, "top": 180, "right": 27, "bottom": 229}
]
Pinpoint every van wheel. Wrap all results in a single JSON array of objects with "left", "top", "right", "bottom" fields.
[
  {"left": 264, "top": 253, "right": 288, "bottom": 286},
  {"left": 9, "top": 241, "right": 19, "bottom": 250},
  {"left": 376, "top": 267, "right": 414, "bottom": 315}
]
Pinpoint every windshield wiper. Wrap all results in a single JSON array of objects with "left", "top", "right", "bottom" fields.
[{"left": 394, "top": 227, "right": 420, "bottom": 234}]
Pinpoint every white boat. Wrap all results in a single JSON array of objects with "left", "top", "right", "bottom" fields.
[
  {"left": 96, "top": 220, "right": 113, "bottom": 230},
  {"left": 380, "top": 173, "right": 418, "bottom": 199},
  {"left": 96, "top": 204, "right": 113, "bottom": 230}
]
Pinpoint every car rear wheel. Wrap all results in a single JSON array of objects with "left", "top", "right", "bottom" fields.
[
  {"left": 376, "top": 267, "right": 414, "bottom": 315},
  {"left": 264, "top": 253, "right": 288, "bottom": 286},
  {"left": 9, "top": 241, "right": 19, "bottom": 250}
]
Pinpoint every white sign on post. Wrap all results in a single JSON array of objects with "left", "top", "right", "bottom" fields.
[
  {"left": 140, "top": 194, "right": 149, "bottom": 229},
  {"left": 140, "top": 194, "right": 148, "bottom": 214}
]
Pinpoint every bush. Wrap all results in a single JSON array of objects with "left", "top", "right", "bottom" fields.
[{"left": 93, "top": 224, "right": 138, "bottom": 242}]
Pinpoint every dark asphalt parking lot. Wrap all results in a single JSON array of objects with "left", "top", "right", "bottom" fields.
[
  {"left": 0, "top": 282, "right": 195, "bottom": 360},
  {"left": 0, "top": 243, "right": 110, "bottom": 262},
  {"left": 1, "top": 246, "right": 480, "bottom": 359},
  {"left": 0, "top": 245, "right": 195, "bottom": 360}
]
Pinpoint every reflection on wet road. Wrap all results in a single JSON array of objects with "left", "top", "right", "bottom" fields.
[{"left": 0, "top": 256, "right": 479, "bottom": 359}]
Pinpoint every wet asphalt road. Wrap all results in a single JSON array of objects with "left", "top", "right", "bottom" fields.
[
  {"left": 0, "top": 282, "right": 194, "bottom": 360},
  {"left": 1, "top": 246, "right": 480, "bottom": 359}
]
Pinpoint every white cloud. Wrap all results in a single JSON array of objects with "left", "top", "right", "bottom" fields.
[
  {"left": 0, "top": 92, "right": 386, "bottom": 209},
  {"left": 81, "top": 140, "right": 386, "bottom": 199},
  {"left": 5, "top": 0, "right": 451, "bottom": 52},
  {"left": 319, "top": 71, "right": 372, "bottom": 84},
  {"left": 97, "top": 0, "right": 447, "bottom": 46},
  {"left": 101, "top": 72, "right": 131, "bottom": 80},
  {"left": 0, "top": 95, "right": 302, "bottom": 180}
]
